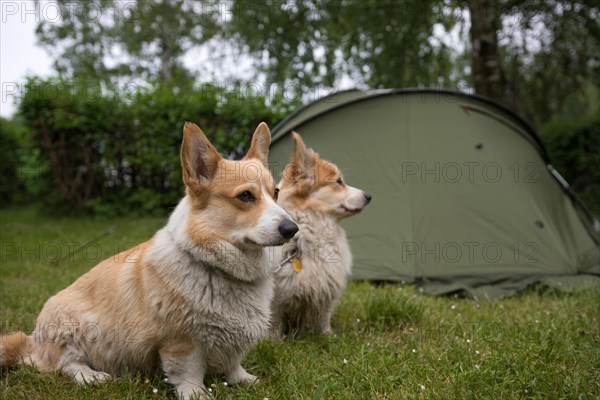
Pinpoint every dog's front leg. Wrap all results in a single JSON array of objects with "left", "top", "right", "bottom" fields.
[
  {"left": 160, "top": 342, "right": 206, "bottom": 399},
  {"left": 318, "top": 307, "right": 334, "bottom": 335},
  {"left": 269, "top": 309, "right": 285, "bottom": 341}
]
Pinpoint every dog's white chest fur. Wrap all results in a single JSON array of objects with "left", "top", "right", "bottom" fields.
[
  {"left": 271, "top": 210, "right": 351, "bottom": 334},
  {"left": 144, "top": 199, "right": 274, "bottom": 370}
]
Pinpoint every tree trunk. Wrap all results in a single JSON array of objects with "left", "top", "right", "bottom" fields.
[
  {"left": 467, "top": 0, "right": 512, "bottom": 108},
  {"left": 159, "top": 0, "right": 175, "bottom": 82},
  {"left": 159, "top": 27, "right": 174, "bottom": 82}
]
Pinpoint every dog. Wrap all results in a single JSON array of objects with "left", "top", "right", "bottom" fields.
[
  {"left": 0, "top": 122, "right": 298, "bottom": 399},
  {"left": 270, "top": 132, "right": 371, "bottom": 337}
]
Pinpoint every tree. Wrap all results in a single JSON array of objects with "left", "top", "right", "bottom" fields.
[
  {"left": 497, "top": 0, "right": 600, "bottom": 125},
  {"left": 36, "top": 0, "right": 116, "bottom": 79},
  {"left": 114, "top": 0, "right": 216, "bottom": 81},
  {"left": 35, "top": 0, "right": 217, "bottom": 82},
  {"left": 222, "top": 0, "right": 455, "bottom": 89},
  {"left": 221, "top": 0, "right": 598, "bottom": 126},
  {"left": 449, "top": 0, "right": 599, "bottom": 121},
  {"left": 33, "top": 0, "right": 600, "bottom": 128}
]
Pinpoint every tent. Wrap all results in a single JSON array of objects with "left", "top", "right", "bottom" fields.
[{"left": 267, "top": 89, "right": 600, "bottom": 298}]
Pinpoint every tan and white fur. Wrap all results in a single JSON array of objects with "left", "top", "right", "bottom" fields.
[
  {"left": 0, "top": 122, "right": 298, "bottom": 399},
  {"left": 271, "top": 133, "right": 371, "bottom": 336}
]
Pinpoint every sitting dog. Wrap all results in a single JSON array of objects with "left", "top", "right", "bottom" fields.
[
  {"left": 0, "top": 122, "right": 298, "bottom": 399},
  {"left": 271, "top": 132, "right": 371, "bottom": 336}
]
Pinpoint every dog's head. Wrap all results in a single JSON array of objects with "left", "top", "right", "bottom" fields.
[
  {"left": 181, "top": 122, "right": 298, "bottom": 248},
  {"left": 277, "top": 132, "right": 371, "bottom": 220}
]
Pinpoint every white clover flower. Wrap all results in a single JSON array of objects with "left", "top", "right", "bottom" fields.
[
  {"left": 343, "top": 358, "right": 348, "bottom": 364},
  {"left": 420, "top": 385, "right": 426, "bottom": 391},
  {"left": 356, "top": 318, "right": 361, "bottom": 323},
  {"left": 475, "top": 350, "right": 480, "bottom": 355},
  {"left": 466, "top": 339, "right": 471, "bottom": 343},
  {"left": 152, "top": 388, "right": 158, "bottom": 394},
  {"left": 412, "top": 348, "right": 417, "bottom": 353},
  {"left": 208, "top": 388, "right": 213, "bottom": 393},
  {"left": 164, "top": 378, "right": 168, "bottom": 382},
  {"left": 451, "top": 304, "right": 456, "bottom": 310},
  {"left": 223, "top": 382, "right": 228, "bottom": 386}
]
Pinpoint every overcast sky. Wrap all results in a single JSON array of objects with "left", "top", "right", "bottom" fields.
[{"left": 1, "top": 2, "right": 54, "bottom": 117}]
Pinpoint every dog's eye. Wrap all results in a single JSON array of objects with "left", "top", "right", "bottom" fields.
[
  {"left": 336, "top": 177, "right": 344, "bottom": 186},
  {"left": 237, "top": 191, "right": 255, "bottom": 202},
  {"left": 274, "top": 187, "right": 280, "bottom": 201}
]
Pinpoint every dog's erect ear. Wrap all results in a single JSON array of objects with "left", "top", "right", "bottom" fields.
[
  {"left": 244, "top": 122, "right": 271, "bottom": 166},
  {"left": 290, "top": 131, "right": 316, "bottom": 179},
  {"left": 181, "top": 122, "right": 222, "bottom": 187}
]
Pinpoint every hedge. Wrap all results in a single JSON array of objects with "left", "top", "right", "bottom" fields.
[{"left": 17, "top": 77, "right": 295, "bottom": 216}]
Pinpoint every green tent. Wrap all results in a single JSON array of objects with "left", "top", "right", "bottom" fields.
[{"left": 268, "top": 89, "right": 600, "bottom": 298}]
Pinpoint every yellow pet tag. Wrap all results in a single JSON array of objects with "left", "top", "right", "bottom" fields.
[{"left": 292, "top": 257, "right": 303, "bottom": 273}]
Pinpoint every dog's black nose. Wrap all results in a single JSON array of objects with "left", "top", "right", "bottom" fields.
[
  {"left": 278, "top": 220, "right": 299, "bottom": 239},
  {"left": 364, "top": 193, "right": 372, "bottom": 204}
]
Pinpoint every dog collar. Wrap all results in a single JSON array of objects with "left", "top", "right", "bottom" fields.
[{"left": 273, "top": 241, "right": 302, "bottom": 274}]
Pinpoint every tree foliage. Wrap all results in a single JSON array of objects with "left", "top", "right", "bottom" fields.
[
  {"left": 114, "top": 0, "right": 217, "bottom": 81},
  {"left": 541, "top": 113, "right": 600, "bottom": 216},
  {"left": 35, "top": 0, "right": 218, "bottom": 81},
  {"left": 497, "top": 0, "right": 600, "bottom": 125},
  {"left": 35, "top": 0, "right": 116, "bottom": 79},
  {"left": 34, "top": 0, "right": 599, "bottom": 127},
  {"left": 223, "top": 0, "right": 455, "bottom": 88},
  {"left": 220, "top": 0, "right": 599, "bottom": 125},
  {"left": 0, "top": 118, "right": 27, "bottom": 207}
]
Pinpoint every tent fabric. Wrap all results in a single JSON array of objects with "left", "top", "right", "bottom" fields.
[{"left": 268, "top": 89, "right": 600, "bottom": 298}]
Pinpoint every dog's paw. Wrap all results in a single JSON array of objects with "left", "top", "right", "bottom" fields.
[
  {"left": 75, "top": 370, "right": 112, "bottom": 385},
  {"left": 176, "top": 384, "right": 207, "bottom": 400},
  {"left": 235, "top": 373, "right": 259, "bottom": 385},
  {"left": 227, "top": 367, "right": 259, "bottom": 385}
]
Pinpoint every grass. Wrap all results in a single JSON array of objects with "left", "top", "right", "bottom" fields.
[{"left": 1, "top": 207, "right": 599, "bottom": 399}]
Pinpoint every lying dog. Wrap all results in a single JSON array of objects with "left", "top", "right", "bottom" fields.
[
  {"left": 0, "top": 122, "right": 298, "bottom": 399},
  {"left": 271, "top": 132, "right": 371, "bottom": 336}
]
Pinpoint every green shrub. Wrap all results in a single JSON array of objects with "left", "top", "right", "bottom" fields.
[
  {"left": 17, "top": 77, "right": 296, "bottom": 215},
  {"left": 541, "top": 113, "right": 600, "bottom": 217},
  {"left": 0, "top": 118, "right": 22, "bottom": 207}
]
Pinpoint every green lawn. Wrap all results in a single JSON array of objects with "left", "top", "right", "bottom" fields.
[{"left": 1, "top": 208, "right": 599, "bottom": 400}]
